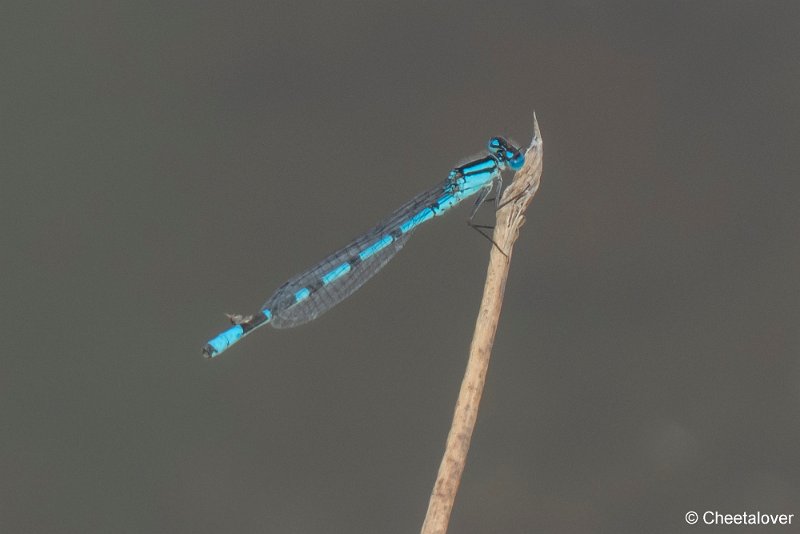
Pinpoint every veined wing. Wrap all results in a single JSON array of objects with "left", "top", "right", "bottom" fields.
[{"left": 264, "top": 178, "right": 452, "bottom": 328}]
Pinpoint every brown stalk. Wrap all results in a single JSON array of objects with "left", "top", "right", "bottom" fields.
[{"left": 420, "top": 114, "right": 544, "bottom": 534}]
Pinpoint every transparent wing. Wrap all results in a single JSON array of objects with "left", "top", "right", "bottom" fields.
[{"left": 264, "top": 179, "right": 450, "bottom": 328}]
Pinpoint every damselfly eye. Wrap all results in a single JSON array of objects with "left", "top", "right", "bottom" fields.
[{"left": 509, "top": 152, "right": 525, "bottom": 170}]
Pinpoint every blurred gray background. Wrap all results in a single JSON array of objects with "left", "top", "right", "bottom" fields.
[{"left": 2, "top": 2, "right": 798, "bottom": 533}]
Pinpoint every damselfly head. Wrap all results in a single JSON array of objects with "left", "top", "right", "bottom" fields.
[{"left": 489, "top": 137, "right": 525, "bottom": 171}]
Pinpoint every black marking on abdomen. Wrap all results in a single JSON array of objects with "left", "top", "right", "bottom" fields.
[
  {"left": 241, "top": 311, "right": 269, "bottom": 334},
  {"left": 307, "top": 278, "right": 325, "bottom": 293}
]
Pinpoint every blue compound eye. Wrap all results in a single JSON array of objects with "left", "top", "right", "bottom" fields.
[{"left": 509, "top": 153, "right": 525, "bottom": 170}]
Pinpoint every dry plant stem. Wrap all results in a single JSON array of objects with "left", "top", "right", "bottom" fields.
[{"left": 420, "top": 115, "right": 543, "bottom": 534}]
